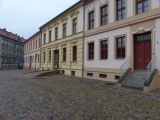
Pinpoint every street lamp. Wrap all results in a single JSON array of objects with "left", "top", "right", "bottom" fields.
[{"left": 35, "top": 53, "right": 38, "bottom": 71}]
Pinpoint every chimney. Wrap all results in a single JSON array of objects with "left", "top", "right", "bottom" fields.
[{"left": 3, "top": 28, "right": 6, "bottom": 31}]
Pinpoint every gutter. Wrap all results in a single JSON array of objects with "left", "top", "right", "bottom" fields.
[{"left": 82, "top": 0, "right": 85, "bottom": 78}]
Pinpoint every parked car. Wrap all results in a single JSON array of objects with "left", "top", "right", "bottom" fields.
[{"left": 17, "top": 59, "right": 24, "bottom": 69}]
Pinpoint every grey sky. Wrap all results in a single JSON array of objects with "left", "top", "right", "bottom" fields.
[{"left": 0, "top": 0, "right": 79, "bottom": 39}]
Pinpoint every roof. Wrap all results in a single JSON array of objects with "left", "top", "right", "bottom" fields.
[{"left": 39, "top": 0, "right": 83, "bottom": 29}]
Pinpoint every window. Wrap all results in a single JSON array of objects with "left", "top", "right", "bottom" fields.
[
  {"left": 116, "top": 37, "right": 125, "bottom": 58},
  {"left": 73, "top": 46, "right": 77, "bottom": 61},
  {"left": 43, "top": 52, "right": 46, "bottom": 62},
  {"left": 115, "top": 75, "right": 121, "bottom": 80},
  {"left": 63, "top": 48, "right": 66, "bottom": 61},
  {"left": 49, "top": 51, "right": 51, "bottom": 62},
  {"left": 73, "top": 18, "right": 77, "bottom": 34},
  {"left": 49, "top": 30, "right": 52, "bottom": 43},
  {"left": 39, "top": 38, "right": 41, "bottom": 47},
  {"left": 99, "top": 74, "right": 107, "bottom": 78},
  {"left": 87, "top": 73, "right": 93, "bottom": 77},
  {"left": 71, "top": 71, "right": 75, "bottom": 76},
  {"left": 88, "top": 42, "right": 94, "bottom": 60},
  {"left": 101, "top": 5, "right": 108, "bottom": 25},
  {"left": 89, "top": 11, "right": 94, "bottom": 30},
  {"left": 38, "top": 55, "right": 39, "bottom": 63},
  {"left": 136, "top": 0, "right": 149, "bottom": 14},
  {"left": 55, "top": 27, "right": 58, "bottom": 40},
  {"left": 101, "top": 40, "right": 108, "bottom": 59},
  {"left": 62, "top": 70, "right": 65, "bottom": 75},
  {"left": 63, "top": 23, "right": 67, "bottom": 37},
  {"left": 117, "top": 0, "right": 126, "bottom": 20},
  {"left": 43, "top": 33, "right": 46, "bottom": 44},
  {"left": 36, "top": 40, "right": 37, "bottom": 48},
  {"left": 35, "top": 55, "right": 37, "bottom": 63}
]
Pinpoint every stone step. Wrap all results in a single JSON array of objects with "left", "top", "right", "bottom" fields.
[
  {"left": 121, "top": 70, "right": 147, "bottom": 90},
  {"left": 122, "top": 84, "right": 143, "bottom": 91}
]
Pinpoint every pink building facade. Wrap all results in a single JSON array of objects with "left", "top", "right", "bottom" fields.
[{"left": 24, "top": 31, "right": 41, "bottom": 71}]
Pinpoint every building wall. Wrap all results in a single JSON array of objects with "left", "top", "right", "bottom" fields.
[
  {"left": 0, "top": 29, "right": 24, "bottom": 69},
  {"left": 155, "top": 18, "right": 160, "bottom": 72},
  {"left": 84, "top": 27, "right": 130, "bottom": 82},
  {"left": 24, "top": 32, "right": 41, "bottom": 71},
  {"left": 41, "top": 2, "right": 83, "bottom": 77},
  {"left": 84, "top": 0, "right": 160, "bottom": 82}
]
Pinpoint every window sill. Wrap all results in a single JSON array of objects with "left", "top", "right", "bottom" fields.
[
  {"left": 72, "top": 61, "right": 77, "bottom": 63},
  {"left": 115, "top": 58, "right": 125, "bottom": 60},
  {"left": 99, "top": 58, "right": 108, "bottom": 60}
]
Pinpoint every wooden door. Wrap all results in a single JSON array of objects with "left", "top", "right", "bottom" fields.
[
  {"left": 54, "top": 50, "right": 59, "bottom": 70},
  {"left": 134, "top": 33, "right": 151, "bottom": 70}
]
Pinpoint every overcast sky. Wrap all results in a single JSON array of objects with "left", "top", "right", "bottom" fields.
[{"left": 0, "top": 0, "right": 79, "bottom": 39}]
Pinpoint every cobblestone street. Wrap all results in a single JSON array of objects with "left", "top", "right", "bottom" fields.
[{"left": 0, "top": 70, "right": 160, "bottom": 119}]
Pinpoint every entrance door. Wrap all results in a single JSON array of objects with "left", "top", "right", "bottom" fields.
[
  {"left": 54, "top": 50, "right": 59, "bottom": 70},
  {"left": 134, "top": 32, "right": 151, "bottom": 70}
]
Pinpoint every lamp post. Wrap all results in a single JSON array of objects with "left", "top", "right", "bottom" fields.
[{"left": 35, "top": 53, "right": 38, "bottom": 71}]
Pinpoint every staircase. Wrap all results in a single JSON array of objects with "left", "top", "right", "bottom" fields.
[{"left": 122, "top": 70, "right": 147, "bottom": 90}]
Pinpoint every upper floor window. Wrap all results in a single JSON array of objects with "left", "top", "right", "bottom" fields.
[
  {"left": 136, "top": 0, "right": 149, "bottom": 14},
  {"left": 36, "top": 40, "right": 37, "bottom": 48},
  {"left": 89, "top": 11, "right": 94, "bottom": 30},
  {"left": 116, "top": 37, "right": 125, "bottom": 58},
  {"left": 73, "top": 46, "right": 77, "bottom": 61},
  {"left": 49, "top": 30, "right": 52, "bottom": 43},
  {"left": 43, "top": 33, "right": 46, "bottom": 44},
  {"left": 63, "top": 48, "right": 66, "bottom": 61},
  {"left": 88, "top": 42, "right": 94, "bottom": 60},
  {"left": 101, "top": 40, "right": 108, "bottom": 59},
  {"left": 117, "top": 0, "right": 126, "bottom": 20},
  {"left": 63, "top": 23, "right": 67, "bottom": 37},
  {"left": 55, "top": 27, "right": 58, "bottom": 40},
  {"left": 73, "top": 18, "right": 77, "bottom": 34},
  {"left": 101, "top": 5, "right": 108, "bottom": 26}
]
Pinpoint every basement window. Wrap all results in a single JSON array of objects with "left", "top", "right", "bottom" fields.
[
  {"left": 71, "top": 71, "right": 75, "bottom": 76},
  {"left": 115, "top": 75, "right": 121, "bottom": 80},
  {"left": 62, "top": 70, "right": 65, "bottom": 75},
  {"left": 87, "top": 73, "right": 93, "bottom": 77},
  {"left": 99, "top": 74, "right": 107, "bottom": 78}
]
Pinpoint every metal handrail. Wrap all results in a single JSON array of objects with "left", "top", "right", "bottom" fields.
[
  {"left": 120, "top": 56, "right": 131, "bottom": 73},
  {"left": 147, "top": 55, "right": 156, "bottom": 79}
]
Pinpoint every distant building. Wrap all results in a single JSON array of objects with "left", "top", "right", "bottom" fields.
[
  {"left": 24, "top": 31, "right": 41, "bottom": 71},
  {"left": 0, "top": 28, "right": 24, "bottom": 69}
]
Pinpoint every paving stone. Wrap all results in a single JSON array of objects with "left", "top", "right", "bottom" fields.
[{"left": 0, "top": 69, "right": 160, "bottom": 119}]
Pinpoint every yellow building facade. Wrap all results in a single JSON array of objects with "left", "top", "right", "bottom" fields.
[{"left": 40, "top": 1, "right": 83, "bottom": 77}]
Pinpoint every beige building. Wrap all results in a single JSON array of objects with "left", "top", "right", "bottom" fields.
[
  {"left": 83, "top": 0, "right": 160, "bottom": 91},
  {"left": 40, "top": 1, "right": 83, "bottom": 77}
]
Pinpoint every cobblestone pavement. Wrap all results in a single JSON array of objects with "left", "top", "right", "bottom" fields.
[{"left": 0, "top": 69, "right": 160, "bottom": 120}]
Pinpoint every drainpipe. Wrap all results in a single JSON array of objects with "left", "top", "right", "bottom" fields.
[
  {"left": 82, "top": 0, "right": 85, "bottom": 78},
  {"left": 39, "top": 31, "right": 42, "bottom": 71}
]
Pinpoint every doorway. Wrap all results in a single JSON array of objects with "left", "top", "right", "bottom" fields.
[
  {"left": 134, "top": 32, "right": 151, "bottom": 70},
  {"left": 54, "top": 50, "right": 59, "bottom": 70}
]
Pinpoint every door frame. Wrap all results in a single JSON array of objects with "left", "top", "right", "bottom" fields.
[
  {"left": 54, "top": 50, "right": 59, "bottom": 70},
  {"left": 133, "top": 32, "right": 152, "bottom": 70}
]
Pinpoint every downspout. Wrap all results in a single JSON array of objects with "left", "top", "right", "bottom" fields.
[
  {"left": 40, "top": 30, "right": 42, "bottom": 71},
  {"left": 82, "top": 0, "right": 85, "bottom": 78}
]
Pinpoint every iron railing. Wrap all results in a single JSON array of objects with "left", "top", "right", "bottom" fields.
[
  {"left": 120, "top": 56, "right": 131, "bottom": 73},
  {"left": 147, "top": 55, "right": 156, "bottom": 79}
]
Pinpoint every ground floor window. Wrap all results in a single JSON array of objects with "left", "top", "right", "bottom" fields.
[
  {"left": 88, "top": 42, "right": 94, "bottom": 60},
  {"left": 116, "top": 36, "right": 125, "bottom": 58}
]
